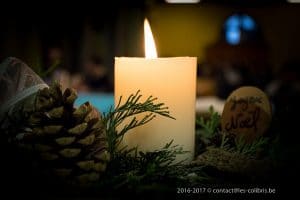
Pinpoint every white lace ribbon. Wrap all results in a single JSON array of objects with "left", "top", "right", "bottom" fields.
[{"left": 0, "top": 83, "right": 48, "bottom": 113}]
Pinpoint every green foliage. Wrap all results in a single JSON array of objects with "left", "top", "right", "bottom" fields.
[
  {"left": 218, "top": 132, "right": 270, "bottom": 157},
  {"left": 196, "top": 106, "right": 220, "bottom": 140},
  {"left": 235, "top": 136, "right": 269, "bottom": 157},
  {"left": 97, "top": 92, "right": 211, "bottom": 192},
  {"left": 102, "top": 90, "right": 175, "bottom": 158},
  {"left": 138, "top": 140, "right": 187, "bottom": 170},
  {"left": 220, "top": 132, "right": 231, "bottom": 150},
  {"left": 195, "top": 106, "right": 221, "bottom": 155},
  {"left": 103, "top": 140, "right": 191, "bottom": 189}
]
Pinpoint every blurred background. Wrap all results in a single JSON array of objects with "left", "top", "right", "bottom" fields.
[{"left": 0, "top": 0, "right": 300, "bottom": 116}]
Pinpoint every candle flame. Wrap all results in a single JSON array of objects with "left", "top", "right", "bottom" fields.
[{"left": 144, "top": 19, "right": 157, "bottom": 58}]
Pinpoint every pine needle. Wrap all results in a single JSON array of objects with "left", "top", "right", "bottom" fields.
[
  {"left": 102, "top": 90, "right": 175, "bottom": 158},
  {"left": 196, "top": 106, "right": 220, "bottom": 139}
]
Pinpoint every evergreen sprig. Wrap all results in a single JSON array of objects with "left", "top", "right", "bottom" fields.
[
  {"left": 98, "top": 91, "right": 211, "bottom": 192},
  {"left": 102, "top": 90, "right": 175, "bottom": 158},
  {"left": 235, "top": 136, "right": 269, "bottom": 156},
  {"left": 195, "top": 106, "right": 221, "bottom": 155},
  {"left": 101, "top": 141, "right": 210, "bottom": 192},
  {"left": 220, "top": 131, "right": 231, "bottom": 150},
  {"left": 196, "top": 106, "right": 220, "bottom": 140}
]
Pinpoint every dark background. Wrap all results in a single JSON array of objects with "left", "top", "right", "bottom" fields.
[{"left": 1, "top": 0, "right": 300, "bottom": 99}]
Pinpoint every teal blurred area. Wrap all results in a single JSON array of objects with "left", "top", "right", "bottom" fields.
[{"left": 75, "top": 92, "right": 114, "bottom": 114}]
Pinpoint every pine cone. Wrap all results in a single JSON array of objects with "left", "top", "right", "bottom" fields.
[{"left": 7, "top": 82, "right": 110, "bottom": 186}]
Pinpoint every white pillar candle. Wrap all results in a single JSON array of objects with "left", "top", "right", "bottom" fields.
[{"left": 114, "top": 19, "right": 197, "bottom": 162}]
